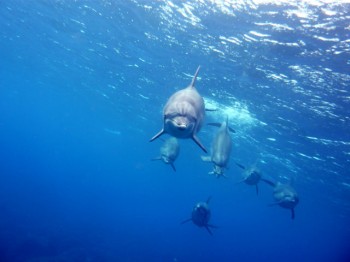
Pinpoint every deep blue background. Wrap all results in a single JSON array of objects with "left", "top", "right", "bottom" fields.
[{"left": 1, "top": 1, "right": 350, "bottom": 261}]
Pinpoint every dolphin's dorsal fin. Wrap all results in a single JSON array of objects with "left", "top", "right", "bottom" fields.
[
  {"left": 189, "top": 66, "right": 201, "bottom": 88},
  {"left": 224, "top": 116, "right": 235, "bottom": 133}
]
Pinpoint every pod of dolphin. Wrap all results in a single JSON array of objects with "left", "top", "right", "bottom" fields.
[{"left": 150, "top": 66, "right": 299, "bottom": 234}]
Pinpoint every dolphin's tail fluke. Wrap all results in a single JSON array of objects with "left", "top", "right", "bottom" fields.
[
  {"left": 150, "top": 129, "right": 165, "bottom": 142},
  {"left": 189, "top": 66, "right": 201, "bottom": 88}
]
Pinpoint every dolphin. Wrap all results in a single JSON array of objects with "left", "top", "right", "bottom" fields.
[
  {"left": 181, "top": 197, "right": 217, "bottom": 235},
  {"left": 235, "top": 163, "right": 275, "bottom": 195},
  {"left": 150, "top": 66, "right": 207, "bottom": 153},
  {"left": 151, "top": 137, "right": 180, "bottom": 171},
  {"left": 201, "top": 117, "right": 234, "bottom": 178},
  {"left": 270, "top": 182, "right": 299, "bottom": 219}
]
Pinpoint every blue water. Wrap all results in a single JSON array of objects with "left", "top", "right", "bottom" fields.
[{"left": 1, "top": 0, "right": 350, "bottom": 261}]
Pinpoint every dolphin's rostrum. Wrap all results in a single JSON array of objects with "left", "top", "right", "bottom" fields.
[{"left": 150, "top": 66, "right": 207, "bottom": 153}]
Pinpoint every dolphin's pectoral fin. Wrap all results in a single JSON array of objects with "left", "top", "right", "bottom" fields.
[
  {"left": 235, "top": 178, "right": 246, "bottom": 185},
  {"left": 206, "top": 196, "right": 212, "bottom": 204},
  {"left": 291, "top": 209, "right": 295, "bottom": 220},
  {"left": 181, "top": 218, "right": 192, "bottom": 225},
  {"left": 228, "top": 126, "right": 236, "bottom": 133},
  {"left": 170, "top": 163, "right": 176, "bottom": 172},
  {"left": 205, "top": 226, "right": 213, "bottom": 236},
  {"left": 150, "top": 129, "right": 165, "bottom": 142},
  {"left": 235, "top": 162, "right": 246, "bottom": 170},
  {"left": 207, "top": 122, "right": 221, "bottom": 128},
  {"left": 192, "top": 135, "right": 207, "bottom": 153},
  {"left": 261, "top": 178, "right": 276, "bottom": 187},
  {"left": 151, "top": 157, "right": 162, "bottom": 161},
  {"left": 255, "top": 185, "right": 259, "bottom": 195},
  {"left": 207, "top": 122, "right": 236, "bottom": 133},
  {"left": 201, "top": 156, "right": 211, "bottom": 162}
]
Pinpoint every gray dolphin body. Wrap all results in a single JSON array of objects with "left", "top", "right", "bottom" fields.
[
  {"left": 271, "top": 183, "right": 299, "bottom": 219},
  {"left": 236, "top": 164, "right": 275, "bottom": 195},
  {"left": 150, "top": 66, "right": 207, "bottom": 153},
  {"left": 202, "top": 118, "right": 232, "bottom": 178},
  {"left": 181, "top": 197, "right": 217, "bottom": 235},
  {"left": 152, "top": 137, "right": 180, "bottom": 171}
]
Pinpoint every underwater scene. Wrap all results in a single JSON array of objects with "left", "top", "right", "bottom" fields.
[{"left": 0, "top": 0, "right": 350, "bottom": 261}]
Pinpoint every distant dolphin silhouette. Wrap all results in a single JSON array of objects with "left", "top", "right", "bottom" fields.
[
  {"left": 150, "top": 66, "right": 207, "bottom": 153},
  {"left": 151, "top": 137, "right": 180, "bottom": 171},
  {"left": 270, "top": 182, "right": 299, "bottom": 219},
  {"left": 181, "top": 197, "right": 217, "bottom": 235},
  {"left": 235, "top": 163, "right": 275, "bottom": 195},
  {"left": 201, "top": 117, "right": 235, "bottom": 178}
]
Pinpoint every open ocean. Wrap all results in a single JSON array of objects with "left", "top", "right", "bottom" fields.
[{"left": 1, "top": 0, "right": 350, "bottom": 261}]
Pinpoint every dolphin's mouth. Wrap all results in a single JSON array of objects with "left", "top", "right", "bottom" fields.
[
  {"left": 177, "top": 123, "right": 187, "bottom": 130},
  {"left": 284, "top": 196, "right": 296, "bottom": 203},
  {"left": 170, "top": 118, "right": 188, "bottom": 130},
  {"left": 162, "top": 156, "right": 170, "bottom": 163}
]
